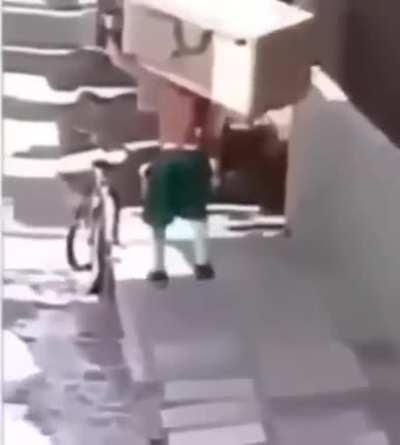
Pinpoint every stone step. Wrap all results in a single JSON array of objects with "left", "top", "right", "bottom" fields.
[
  {"left": 4, "top": 119, "right": 59, "bottom": 157},
  {"left": 4, "top": 234, "right": 72, "bottom": 275},
  {"left": 13, "top": 146, "right": 64, "bottom": 159},
  {"left": 164, "top": 379, "right": 257, "bottom": 404},
  {"left": 3, "top": 6, "right": 97, "bottom": 47},
  {"left": 153, "top": 334, "right": 250, "bottom": 383},
  {"left": 3, "top": 47, "right": 132, "bottom": 90},
  {"left": 169, "top": 422, "right": 268, "bottom": 445},
  {"left": 3, "top": 117, "right": 154, "bottom": 161},
  {"left": 3, "top": 173, "right": 73, "bottom": 226},
  {"left": 4, "top": 73, "right": 135, "bottom": 105},
  {"left": 4, "top": 0, "right": 96, "bottom": 10},
  {"left": 3, "top": 79, "right": 155, "bottom": 157},
  {"left": 257, "top": 339, "right": 369, "bottom": 399},
  {"left": 91, "top": 204, "right": 276, "bottom": 249},
  {"left": 3, "top": 96, "right": 72, "bottom": 122},
  {"left": 275, "top": 410, "right": 372, "bottom": 445},
  {"left": 161, "top": 401, "right": 262, "bottom": 431},
  {"left": 353, "top": 431, "right": 390, "bottom": 445},
  {"left": 2, "top": 149, "right": 141, "bottom": 227},
  {"left": 2, "top": 197, "right": 16, "bottom": 228},
  {"left": 3, "top": 73, "right": 136, "bottom": 122},
  {"left": 57, "top": 93, "right": 158, "bottom": 150}
]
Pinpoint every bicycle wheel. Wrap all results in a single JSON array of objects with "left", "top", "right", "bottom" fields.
[
  {"left": 66, "top": 221, "right": 92, "bottom": 272},
  {"left": 87, "top": 223, "right": 113, "bottom": 297}
]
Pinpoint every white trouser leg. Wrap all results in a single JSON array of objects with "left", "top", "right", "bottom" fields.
[
  {"left": 152, "top": 227, "right": 166, "bottom": 272},
  {"left": 188, "top": 219, "right": 209, "bottom": 266},
  {"left": 138, "top": 162, "right": 152, "bottom": 199}
]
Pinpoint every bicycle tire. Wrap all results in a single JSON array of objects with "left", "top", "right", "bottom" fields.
[
  {"left": 66, "top": 222, "right": 92, "bottom": 272},
  {"left": 86, "top": 220, "right": 117, "bottom": 298}
]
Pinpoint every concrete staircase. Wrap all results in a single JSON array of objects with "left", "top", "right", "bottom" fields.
[
  {"left": 2, "top": 2, "right": 397, "bottom": 445},
  {"left": 161, "top": 379, "right": 268, "bottom": 445}
]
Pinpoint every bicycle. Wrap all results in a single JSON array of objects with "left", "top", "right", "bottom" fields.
[{"left": 66, "top": 160, "right": 120, "bottom": 296}]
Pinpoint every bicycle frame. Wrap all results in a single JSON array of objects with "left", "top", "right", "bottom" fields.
[{"left": 66, "top": 168, "right": 120, "bottom": 298}]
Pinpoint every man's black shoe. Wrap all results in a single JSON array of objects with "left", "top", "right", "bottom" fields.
[
  {"left": 147, "top": 270, "right": 169, "bottom": 288},
  {"left": 194, "top": 264, "right": 215, "bottom": 280}
]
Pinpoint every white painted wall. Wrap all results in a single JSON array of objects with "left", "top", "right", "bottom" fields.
[{"left": 286, "top": 68, "right": 400, "bottom": 344}]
